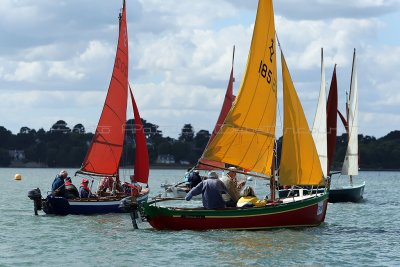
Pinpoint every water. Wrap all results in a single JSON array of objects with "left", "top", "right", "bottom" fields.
[{"left": 1, "top": 168, "right": 399, "bottom": 266}]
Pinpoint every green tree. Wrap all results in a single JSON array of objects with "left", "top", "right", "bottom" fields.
[{"left": 179, "top": 124, "right": 194, "bottom": 142}]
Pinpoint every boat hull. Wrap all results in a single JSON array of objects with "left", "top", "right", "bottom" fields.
[
  {"left": 43, "top": 191, "right": 149, "bottom": 215},
  {"left": 143, "top": 193, "right": 328, "bottom": 230},
  {"left": 328, "top": 182, "right": 365, "bottom": 203}
]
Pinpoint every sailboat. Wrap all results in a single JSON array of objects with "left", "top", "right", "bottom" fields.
[
  {"left": 142, "top": 0, "right": 329, "bottom": 230},
  {"left": 329, "top": 49, "right": 365, "bottom": 203},
  {"left": 279, "top": 48, "right": 328, "bottom": 198},
  {"left": 28, "top": 0, "right": 150, "bottom": 215},
  {"left": 163, "top": 47, "right": 236, "bottom": 199}
]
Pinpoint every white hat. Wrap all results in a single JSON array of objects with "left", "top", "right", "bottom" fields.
[
  {"left": 59, "top": 170, "right": 68, "bottom": 177},
  {"left": 208, "top": 171, "right": 218, "bottom": 179},
  {"left": 228, "top": 167, "right": 237, "bottom": 171}
]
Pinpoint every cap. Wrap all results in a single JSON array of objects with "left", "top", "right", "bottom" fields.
[
  {"left": 193, "top": 170, "right": 200, "bottom": 173},
  {"left": 208, "top": 171, "right": 218, "bottom": 179},
  {"left": 59, "top": 170, "right": 68, "bottom": 177},
  {"left": 228, "top": 167, "right": 237, "bottom": 172},
  {"left": 82, "top": 178, "right": 89, "bottom": 183}
]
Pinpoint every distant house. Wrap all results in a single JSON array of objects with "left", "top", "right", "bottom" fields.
[
  {"left": 179, "top": 160, "right": 190, "bottom": 165},
  {"left": 9, "top": 150, "right": 25, "bottom": 161},
  {"left": 156, "top": 154, "right": 175, "bottom": 164}
]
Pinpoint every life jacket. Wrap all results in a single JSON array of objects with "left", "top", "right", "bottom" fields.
[
  {"left": 122, "top": 182, "right": 142, "bottom": 197},
  {"left": 80, "top": 183, "right": 92, "bottom": 195}
]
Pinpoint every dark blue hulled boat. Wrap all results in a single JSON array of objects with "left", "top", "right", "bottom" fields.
[
  {"left": 328, "top": 50, "right": 365, "bottom": 203},
  {"left": 28, "top": 0, "right": 150, "bottom": 215},
  {"left": 329, "top": 182, "right": 365, "bottom": 203}
]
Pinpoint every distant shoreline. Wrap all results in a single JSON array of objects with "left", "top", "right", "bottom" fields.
[{"left": 3, "top": 162, "right": 399, "bottom": 172}]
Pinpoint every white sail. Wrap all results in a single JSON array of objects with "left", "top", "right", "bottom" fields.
[
  {"left": 312, "top": 48, "right": 328, "bottom": 177},
  {"left": 342, "top": 49, "right": 359, "bottom": 175}
]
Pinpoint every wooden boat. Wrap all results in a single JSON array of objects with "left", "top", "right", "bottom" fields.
[
  {"left": 28, "top": 0, "right": 150, "bottom": 215},
  {"left": 142, "top": 0, "right": 329, "bottom": 230},
  {"left": 329, "top": 49, "right": 365, "bottom": 203}
]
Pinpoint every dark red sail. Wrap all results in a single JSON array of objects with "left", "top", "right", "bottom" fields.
[
  {"left": 129, "top": 87, "right": 149, "bottom": 184},
  {"left": 326, "top": 65, "right": 337, "bottom": 175},
  {"left": 198, "top": 67, "right": 235, "bottom": 170}
]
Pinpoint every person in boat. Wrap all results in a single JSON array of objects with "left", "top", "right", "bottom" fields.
[
  {"left": 79, "top": 178, "right": 94, "bottom": 198},
  {"left": 220, "top": 167, "right": 246, "bottom": 207},
  {"left": 183, "top": 167, "right": 192, "bottom": 186},
  {"left": 237, "top": 186, "right": 267, "bottom": 208},
  {"left": 51, "top": 170, "right": 68, "bottom": 197},
  {"left": 185, "top": 171, "right": 229, "bottom": 209},
  {"left": 97, "top": 176, "right": 121, "bottom": 195},
  {"left": 120, "top": 175, "right": 143, "bottom": 197},
  {"left": 65, "top": 177, "right": 79, "bottom": 199},
  {"left": 188, "top": 170, "right": 202, "bottom": 189}
]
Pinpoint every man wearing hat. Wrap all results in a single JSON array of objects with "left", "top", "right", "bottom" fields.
[
  {"left": 185, "top": 171, "right": 229, "bottom": 209},
  {"left": 51, "top": 170, "right": 68, "bottom": 197},
  {"left": 220, "top": 167, "right": 245, "bottom": 207}
]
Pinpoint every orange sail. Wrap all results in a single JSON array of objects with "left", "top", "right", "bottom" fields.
[
  {"left": 80, "top": 1, "right": 129, "bottom": 176},
  {"left": 198, "top": 66, "right": 235, "bottom": 170},
  {"left": 129, "top": 87, "right": 149, "bottom": 184}
]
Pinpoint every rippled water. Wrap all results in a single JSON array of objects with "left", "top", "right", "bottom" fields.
[{"left": 1, "top": 168, "right": 399, "bottom": 266}]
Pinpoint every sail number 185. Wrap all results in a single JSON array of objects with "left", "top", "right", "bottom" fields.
[{"left": 258, "top": 60, "right": 272, "bottom": 84}]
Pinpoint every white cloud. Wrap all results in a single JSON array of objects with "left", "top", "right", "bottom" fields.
[
  {"left": 4, "top": 61, "right": 44, "bottom": 82},
  {"left": 0, "top": 0, "right": 399, "bottom": 138}
]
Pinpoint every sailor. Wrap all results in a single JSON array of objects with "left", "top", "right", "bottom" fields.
[
  {"left": 185, "top": 171, "right": 229, "bottom": 209},
  {"left": 51, "top": 170, "right": 68, "bottom": 197},
  {"left": 188, "top": 170, "right": 202, "bottom": 189},
  {"left": 237, "top": 186, "right": 267, "bottom": 208},
  {"left": 79, "top": 178, "right": 93, "bottom": 198},
  {"left": 65, "top": 177, "right": 79, "bottom": 199},
  {"left": 220, "top": 167, "right": 246, "bottom": 207}
]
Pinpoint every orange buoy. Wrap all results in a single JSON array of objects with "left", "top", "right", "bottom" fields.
[{"left": 15, "top": 174, "right": 22, "bottom": 180}]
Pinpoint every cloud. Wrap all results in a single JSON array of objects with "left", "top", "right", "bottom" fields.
[{"left": 0, "top": 0, "right": 399, "bottom": 139}]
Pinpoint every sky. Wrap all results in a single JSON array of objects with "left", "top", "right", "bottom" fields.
[{"left": 1, "top": 0, "right": 399, "bottom": 138}]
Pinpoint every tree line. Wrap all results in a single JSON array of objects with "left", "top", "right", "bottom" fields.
[{"left": 0, "top": 119, "right": 399, "bottom": 170}]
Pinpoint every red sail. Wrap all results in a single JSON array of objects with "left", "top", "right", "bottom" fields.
[
  {"left": 80, "top": 1, "right": 129, "bottom": 176},
  {"left": 326, "top": 66, "right": 338, "bottom": 175},
  {"left": 129, "top": 87, "right": 149, "bottom": 184},
  {"left": 337, "top": 109, "right": 348, "bottom": 134},
  {"left": 198, "top": 67, "right": 235, "bottom": 170}
]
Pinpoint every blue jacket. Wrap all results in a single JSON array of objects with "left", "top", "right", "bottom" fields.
[
  {"left": 51, "top": 175, "right": 65, "bottom": 197},
  {"left": 79, "top": 186, "right": 90, "bottom": 198},
  {"left": 185, "top": 179, "right": 228, "bottom": 209}
]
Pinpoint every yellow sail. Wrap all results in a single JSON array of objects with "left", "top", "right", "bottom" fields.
[
  {"left": 203, "top": 0, "right": 277, "bottom": 176},
  {"left": 279, "top": 53, "right": 323, "bottom": 185}
]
